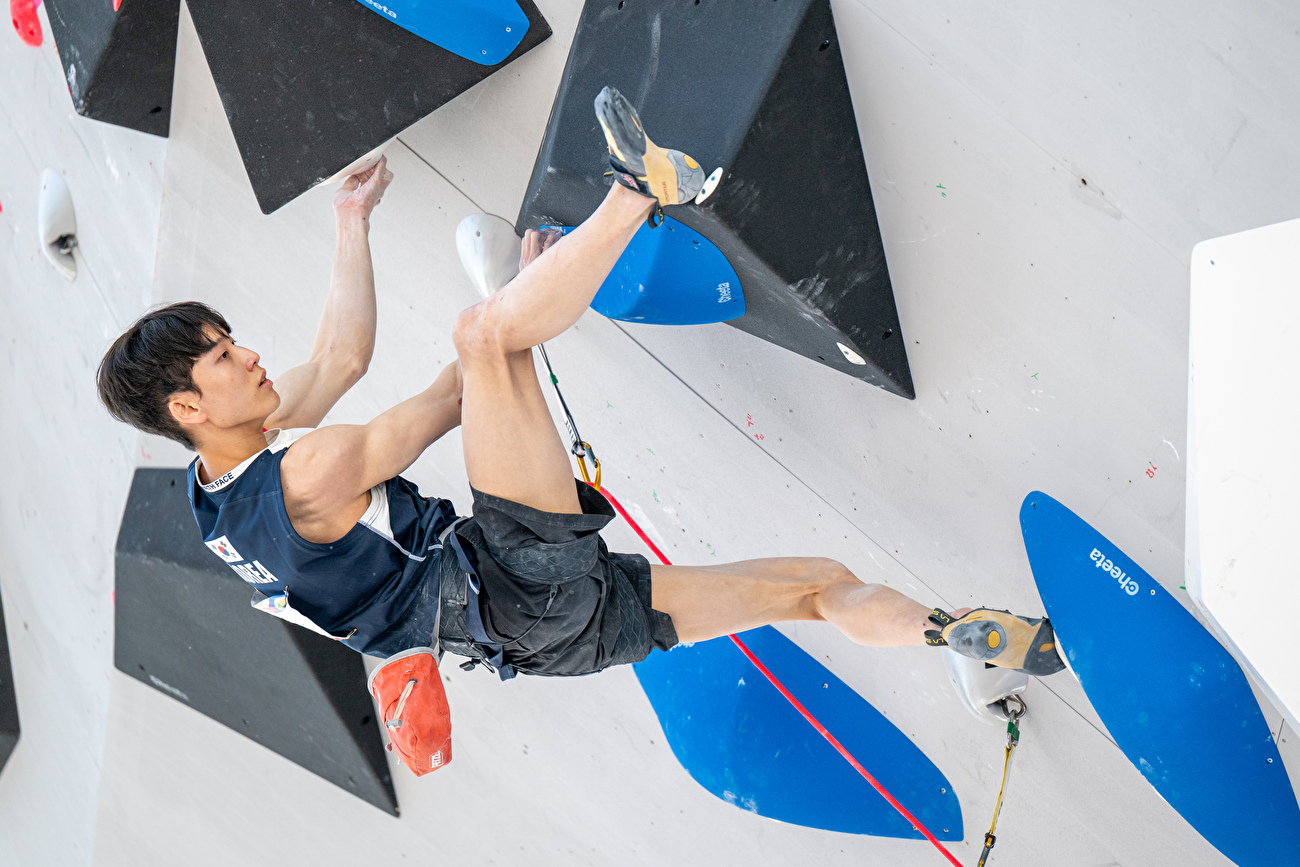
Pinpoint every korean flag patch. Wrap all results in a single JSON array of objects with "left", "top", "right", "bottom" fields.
[{"left": 206, "top": 535, "right": 243, "bottom": 563}]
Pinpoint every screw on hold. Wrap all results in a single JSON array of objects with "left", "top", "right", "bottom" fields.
[
  {"left": 940, "top": 787, "right": 946, "bottom": 794},
  {"left": 481, "top": 49, "right": 487, "bottom": 54},
  {"left": 1150, "top": 589, "right": 1156, "bottom": 595},
  {"left": 822, "top": 683, "right": 828, "bottom": 689},
  {"left": 505, "top": 26, "right": 511, "bottom": 31},
  {"left": 1268, "top": 758, "right": 1274, "bottom": 763}
]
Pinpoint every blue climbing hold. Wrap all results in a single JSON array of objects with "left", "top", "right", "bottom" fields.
[
  {"left": 635, "top": 626, "right": 962, "bottom": 839},
  {"left": 353, "top": 0, "right": 529, "bottom": 66},
  {"left": 552, "top": 216, "right": 744, "bottom": 325},
  {"left": 1021, "top": 492, "right": 1300, "bottom": 867}
]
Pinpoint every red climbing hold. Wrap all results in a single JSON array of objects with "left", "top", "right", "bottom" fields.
[{"left": 10, "top": 0, "right": 41, "bottom": 46}]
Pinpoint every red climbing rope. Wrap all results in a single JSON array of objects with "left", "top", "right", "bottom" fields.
[{"left": 596, "top": 484, "right": 964, "bottom": 867}]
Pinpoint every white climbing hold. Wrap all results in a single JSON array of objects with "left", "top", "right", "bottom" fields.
[
  {"left": 456, "top": 213, "right": 523, "bottom": 298},
  {"left": 942, "top": 649, "right": 1028, "bottom": 726},
  {"left": 694, "top": 167, "right": 724, "bottom": 205},
  {"left": 37, "top": 169, "right": 76, "bottom": 281},
  {"left": 837, "top": 342, "right": 866, "bottom": 365}
]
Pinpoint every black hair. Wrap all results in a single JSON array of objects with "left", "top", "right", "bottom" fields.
[{"left": 96, "top": 301, "right": 231, "bottom": 450}]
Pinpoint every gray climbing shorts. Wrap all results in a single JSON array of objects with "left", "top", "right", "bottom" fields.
[{"left": 457, "top": 481, "right": 678, "bottom": 677}]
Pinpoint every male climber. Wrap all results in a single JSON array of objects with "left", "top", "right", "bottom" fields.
[{"left": 96, "top": 87, "right": 1064, "bottom": 682}]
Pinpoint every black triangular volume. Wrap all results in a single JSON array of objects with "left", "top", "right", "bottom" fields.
[
  {"left": 184, "top": 0, "right": 551, "bottom": 213},
  {"left": 518, "top": 0, "right": 913, "bottom": 397},
  {"left": 114, "top": 469, "right": 398, "bottom": 815},
  {"left": 44, "top": 0, "right": 182, "bottom": 137},
  {"left": 0, "top": 588, "right": 19, "bottom": 778}
]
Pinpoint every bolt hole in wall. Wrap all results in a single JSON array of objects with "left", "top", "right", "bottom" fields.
[{"left": 149, "top": 106, "right": 162, "bottom": 114}]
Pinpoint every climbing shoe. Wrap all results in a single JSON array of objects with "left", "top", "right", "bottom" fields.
[
  {"left": 595, "top": 85, "right": 705, "bottom": 207},
  {"left": 925, "top": 608, "right": 1066, "bottom": 676}
]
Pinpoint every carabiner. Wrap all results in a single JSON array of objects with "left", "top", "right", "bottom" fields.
[{"left": 574, "top": 441, "right": 602, "bottom": 490}]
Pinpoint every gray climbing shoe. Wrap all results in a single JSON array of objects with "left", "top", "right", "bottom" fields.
[
  {"left": 925, "top": 608, "right": 1066, "bottom": 676},
  {"left": 595, "top": 86, "right": 705, "bottom": 206}
]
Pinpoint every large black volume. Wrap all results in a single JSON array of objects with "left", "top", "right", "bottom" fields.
[
  {"left": 185, "top": 0, "right": 551, "bottom": 213},
  {"left": 114, "top": 468, "right": 398, "bottom": 815},
  {"left": 518, "top": 0, "right": 912, "bottom": 397},
  {"left": 0, "top": 587, "right": 19, "bottom": 778},
  {"left": 43, "top": 0, "right": 182, "bottom": 137}
]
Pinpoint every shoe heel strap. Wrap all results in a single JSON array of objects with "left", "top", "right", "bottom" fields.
[{"left": 927, "top": 608, "right": 954, "bottom": 628}]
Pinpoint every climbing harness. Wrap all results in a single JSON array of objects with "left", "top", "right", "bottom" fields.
[
  {"left": 537, "top": 351, "right": 963, "bottom": 867},
  {"left": 978, "top": 694, "right": 1026, "bottom": 866},
  {"left": 438, "top": 517, "right": 557, "bottom": 681}
]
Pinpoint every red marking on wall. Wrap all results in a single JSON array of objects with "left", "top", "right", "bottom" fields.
[
  {"left": 755, "top": 433, "right": 765, "bottom": 441},
  {"left": 11, "top": 0, "right": 43, "bottom": 47},
  {"left": 1146, "top": 463, "right": 1157, "bottom": 479},
  {"left": 113, "top": 0, "right": 121, "bottom": 10},
  {"left": 746, "top": 413, "right": 754, "bottom": 427}
]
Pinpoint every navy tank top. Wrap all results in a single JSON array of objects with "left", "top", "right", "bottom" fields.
[{"left": 186, "top": 429, "right": 458, "bottom": 655}]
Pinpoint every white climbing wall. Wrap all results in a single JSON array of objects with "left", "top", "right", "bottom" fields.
[
  {"left": 0, "top": 10, "right": 167, "bottom": 865},
  {"left": 1, "top": 1, "right": 1297, "bottom": 865}
]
